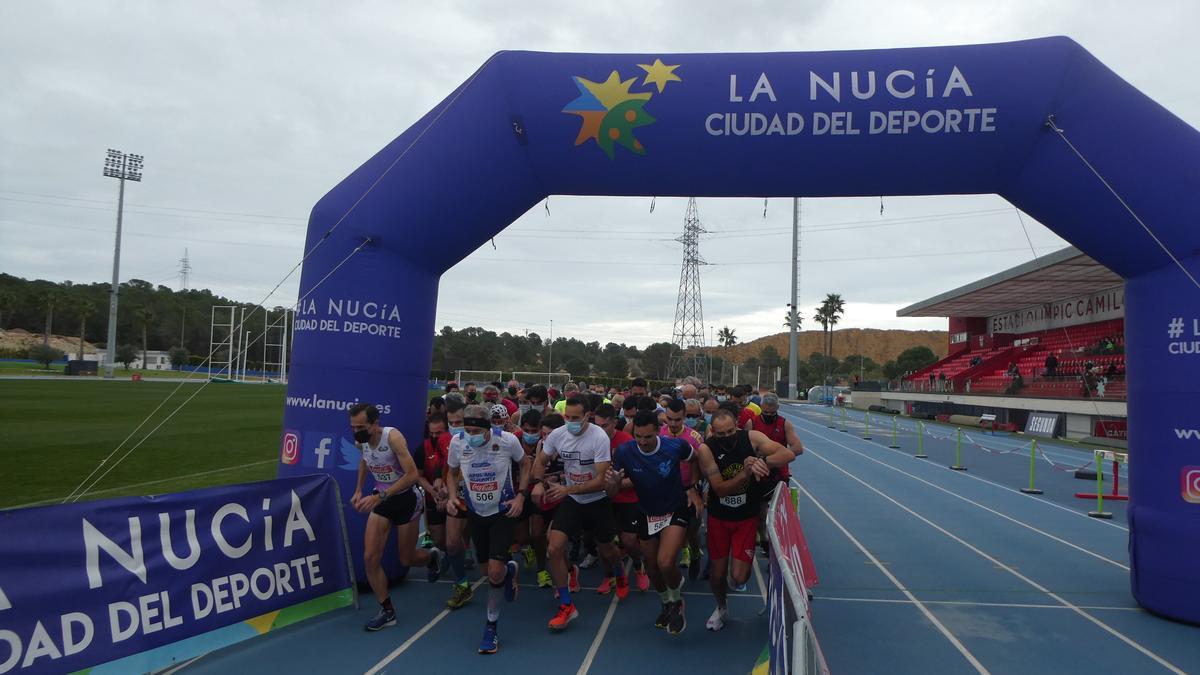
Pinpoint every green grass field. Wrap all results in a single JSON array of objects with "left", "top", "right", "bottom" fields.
[
  {"left": 0, "top": 379, "right": 284, "bottom": 509},
  {"left": 0, "top": 361, "right": 235, "bottom": 380}
]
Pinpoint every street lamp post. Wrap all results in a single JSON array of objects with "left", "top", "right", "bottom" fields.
[{"left": 102, "top": 149, "right": 143, "bottom": 378}]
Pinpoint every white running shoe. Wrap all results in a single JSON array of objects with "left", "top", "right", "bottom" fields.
[
  {"left": 706, "top": 606, "right": 728, "bottom": 631},
  {"left": 580, "top": 553, "right": 599, "bottom": 569}
]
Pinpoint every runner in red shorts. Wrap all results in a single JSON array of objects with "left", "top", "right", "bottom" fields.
[{"left": 694, "top": 408, "right": 792, "bottom": 631}]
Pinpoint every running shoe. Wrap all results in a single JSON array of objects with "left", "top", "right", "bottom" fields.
[
  {"left": 705, "top": 606, "right": 727, "bottom": 632},
  {"left": 655, "top": 603, "right": 671, "bottom": 629},
  {"left": 568, "top": 564, "right": 581, "bottom": 593},
  {"left": 522, "top": 546, "right": 537, "bottom": 570},
  {"left": 426, "top": 548, "right": 443, "bottom": 583},
  {"left": 680, "top": 546, "right": 691, "bottom": 568},
  {"left": 580, "top": 552, "right": 599, "bottom": 569},
  {"left": 504, "top": 561, "right": 519, "bottom": 602},
  {"left": 418, "top": 531, "right": 434, "bottom": 549},
  {"left": 364, "top": 607, "right": 396, "bottom": 632},
  {"left": 446, "top": 583, "right": 474, "bottom": 610},
  {"left": 614, "top": 575, "right": 629, "bottom": 600},
  {"left": 478, "top": 623, "right": 498, "bottom": 654},
  {"left": 634, "top": 565, "right": 650, "bottom": 592},
  {"left": 537, "top": 570, "right": 553, "bottom": 588},
  {"left": 731, "top": 578, "right": 748, "bottom": 593},
  {"left": 667, "top": 598, "right": 687, "bottom": 635},
  {"left": 597, "top": 577, "right": 615, "bottom": 595},
  {"left": 548, "top": 603, "right": 579, "bottom": 631}
]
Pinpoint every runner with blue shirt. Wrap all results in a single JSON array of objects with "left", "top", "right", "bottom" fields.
[
  {"left": 607, "top": 410, "right": 704, "bottom": 635},
  {"left": 445, "top": 404, "right": 532, "bottom": 654}
]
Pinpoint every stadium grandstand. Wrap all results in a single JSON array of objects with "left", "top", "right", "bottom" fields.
[{"left": 868, "top": 246, "right": 1128, "bottom": 441}]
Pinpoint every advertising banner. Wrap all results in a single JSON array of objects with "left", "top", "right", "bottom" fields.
[{"left": 0, "top": 474, "right": 353, "bottom": 674}]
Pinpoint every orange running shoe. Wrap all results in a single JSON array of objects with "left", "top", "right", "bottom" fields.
[
  {"left": 548, "top": 603, "right": 579, "bottom": 631},
  {"left": 634, "top": 566, "right": 650, "bottom": 592},
  {"left": 568, "top": 564, "right": 581, "bottom": 593},
  {"left": 615, "top": 574, "right": 630, "bottom": 600},
  {"left": 597, "top": 577, "right": 614, "bottom": 595}
]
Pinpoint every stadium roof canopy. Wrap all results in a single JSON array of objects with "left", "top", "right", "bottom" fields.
[{"left": 897, "top": 246, "right": 1123, "bottom": 318}]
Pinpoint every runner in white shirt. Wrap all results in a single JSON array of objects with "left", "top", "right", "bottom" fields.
[
  {"left": 446, "top": 405, "right": 531, "bottom": 654},
  {"left": 348, "top": 403, "right": 443, "bottom": 632},
  {"left": 533, "top": 397, "right": 625, "bottom": 631}
]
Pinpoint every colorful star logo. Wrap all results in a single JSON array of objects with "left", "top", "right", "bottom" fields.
[{"left": 563, "top": 60, "right": 681, "bottom": 159}]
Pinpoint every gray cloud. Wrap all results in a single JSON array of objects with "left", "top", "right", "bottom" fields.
[{"left": 2, "top": 1, "right": 1195, "bottom": 347}]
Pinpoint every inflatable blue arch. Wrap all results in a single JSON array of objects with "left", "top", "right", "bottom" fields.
[{"left": 277, "top": 36, "right": 1200, "bottom": 623}]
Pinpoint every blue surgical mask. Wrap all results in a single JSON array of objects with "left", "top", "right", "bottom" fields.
[
  {"left": 684, "top": 418, "right": 698, "bottom": 428},
  {"left": 716, "top": 395, "right": 728, "bottom": 402},
  {"left": 467, "top": 432, "right": 486, "bottom": 448},
  {"left": 523, "top": 432, "right": 541, "bottom": 445},
  {"left": 491, "top": 425, "right": 505, "bottom": 436},
  {"left": 566, "top": 421, "right": 584, "bottom": 435},
  {"left": 704, "top": 413, "right": 713, "bottom": 424},
  {"left": 449, "top": 425, "right": 465, "bottom": 438}
]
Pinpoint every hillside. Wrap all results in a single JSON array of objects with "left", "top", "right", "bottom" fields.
[
  {"left": 705, "top": 328, "right": 947, "bottom": 365},
  {"left": 1, "top": 328, "right": 99, "bottom": 356}
]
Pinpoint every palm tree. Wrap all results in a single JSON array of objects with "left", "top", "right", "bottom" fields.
[
  {"left": 135, "top": 306, "right": 155, "bottom": 370},
  {"left": 813, "top": 304, "right": 831, "bottom": 385},
  {"left": 783, "top": 310, "right": 802, "bottom": 330},
  {"left": 717, "top": 326, "right": 737, "bottom": 385},
  {"left": 823, "top": 293, "right": 845, "bottom": 370},
  {"left": 74, "top": 297, "right": 97, "bottom": 361},
  {"left": 41, "top": 288, "right": 62, "bottom": 346}
]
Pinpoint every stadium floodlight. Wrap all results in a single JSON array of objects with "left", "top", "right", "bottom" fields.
[{"left": 101, "top": 149, "right": 144, "bottom": 378}]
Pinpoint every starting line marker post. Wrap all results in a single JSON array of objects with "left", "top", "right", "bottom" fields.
[
  {"left": 950, "top": 427, "right": 967, "bottom": 471},
  {"left": 915, "top": 421, "right": 928, "bottom": 459},
  {"left": 1076, "top": 449, "right": 1128, "bottom": 519},
  {"left": 889, "top": 415, "right": 900, "bottom": 448},
  {"left": 1020, "top": 439, "right": 1044, "bottom": 494},
  {"left": 827, "top": 405, "right": 836, "bottom": 428},
  {"left": 838, "top": 406, "right": 848, "bottom": 432},
  {"left": 862, "top": 411, "right": 872, "bottom": 440}
]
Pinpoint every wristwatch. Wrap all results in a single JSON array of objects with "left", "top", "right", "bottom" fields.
[{"left": 373, "top": 488, "right": 388, "bottom": 502}]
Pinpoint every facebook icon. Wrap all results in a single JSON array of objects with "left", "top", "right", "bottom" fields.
[{"left": 305, "top": 433, "right": 337, "bottom": 469}]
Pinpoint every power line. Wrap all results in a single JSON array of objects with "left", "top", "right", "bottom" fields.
[{"left": 0, "top": 189, "right": 307, "bottom": 221}]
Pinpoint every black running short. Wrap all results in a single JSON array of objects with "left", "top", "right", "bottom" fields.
[
  {"left": 372, "top": 487, "right": 422, "bottom": 525},
  {"left": 470, "top": 512, "right": 516, "bottom": 562},
  {"left": 613, "top": 501, "right": 641, "bottom": 535},
  {"left": 637, "top": 503, "right": 695, "bottom": 541},
  {"left": 551, "top": 496, "right": 618, "bottom": 542}
]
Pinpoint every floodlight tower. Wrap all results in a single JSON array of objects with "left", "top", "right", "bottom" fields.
[{"left": 102, "top": 149, "right": 143, "bottom": 378}]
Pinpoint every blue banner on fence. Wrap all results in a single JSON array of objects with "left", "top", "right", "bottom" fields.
[{"left": 0, "top": 474, "right": 353, "bottom": 674}]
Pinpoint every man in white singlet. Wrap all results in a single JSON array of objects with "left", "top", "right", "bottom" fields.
[{"left": 349, "top": 403, "right": 443, "bottom": 632}]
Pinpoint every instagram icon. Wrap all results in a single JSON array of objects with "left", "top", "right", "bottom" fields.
[{"left": 1183, "top": 467, "right": 1200, "bottom": 504}]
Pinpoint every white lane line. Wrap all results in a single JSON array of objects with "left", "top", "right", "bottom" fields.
[
  {"left": 794, "top": 482, "right": 990, "bottom": 674},
  {"left": 814, "top": 596, "right": 1144, "bottom": 612},
  {"left": 3, "top": 459, "right": 278, "bottom": 510},
  {"left": 788, "top": 412, "right": 1129, "bottom": 533},
  {"left": 364, "top": 579, "right": 486, "bottom": 675},
  {"left": 796, "top": 423, "right": 1129, "bottom": 571},
  {"left": 803, "top": 448, "right": 1184, "bottom": 675},
  {"left": 576, "top": 561, "right": 629, "bottom": 675}
]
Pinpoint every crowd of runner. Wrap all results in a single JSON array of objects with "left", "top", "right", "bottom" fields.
[{"left": 345, "top": 376, "right": 804, "bottom": 654}]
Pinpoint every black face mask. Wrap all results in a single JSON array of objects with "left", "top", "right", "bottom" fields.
[
  {"left": 760, "top": 413, "right": 778, "bottom": 424},
  {"left": 709, "top": 435, "right": 737, "bottom": 453},
  {"left": 354, "top": 428, "right": 371, "bottom": 443},
  {"left": 466, "top": 392, "right": 478, "bottom": 401}
]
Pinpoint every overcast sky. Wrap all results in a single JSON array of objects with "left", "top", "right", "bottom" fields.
[{"left": 2, "top": 1, "right": 1196, "bottom": 348}]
